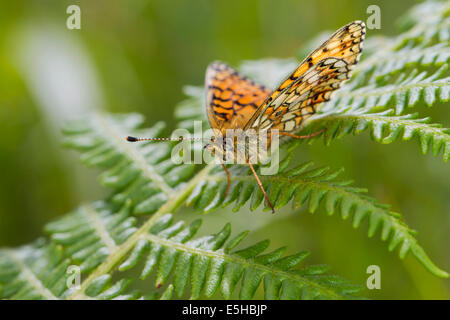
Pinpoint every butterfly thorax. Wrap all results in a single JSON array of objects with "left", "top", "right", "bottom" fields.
[{"left": 205, "top": 129, "right": 271, "bottom": 164}]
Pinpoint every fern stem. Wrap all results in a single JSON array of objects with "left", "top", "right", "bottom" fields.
[{"left": 68, "top": 163, "right": 215, "bottom": 299}]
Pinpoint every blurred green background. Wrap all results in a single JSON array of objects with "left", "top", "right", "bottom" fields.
[{"left": 0, "top": 0, "right": 449, "bottom": 299}]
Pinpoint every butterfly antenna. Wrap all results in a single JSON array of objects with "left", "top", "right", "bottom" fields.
[{"left": 126, "top": 136, "right": 205, "bottom": 142}]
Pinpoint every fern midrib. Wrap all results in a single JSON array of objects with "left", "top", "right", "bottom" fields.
[
  {"left": 93, "top": 112, "right": 173, "bottom": 196},
  {"left": 83, "top": 204, "right": 118, "bottom": 252},
  {"left": 68, "top": 163, "right": 215, "bottom": 300},
  {"left": 4, "top": 249, "right": 58, "bottom": 300},
  {"left": 142, "top": 233, "right": 348, "bottom": 299}
]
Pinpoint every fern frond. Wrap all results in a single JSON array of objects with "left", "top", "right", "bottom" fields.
[
  {"left": 0, "top": 240, "right": 68, "bottom": 299},
  {"left": 2, "top": 0, "right": 448, "bottom": 302},
  {"left": 62, "top": 108, "right": 448, "bottom": 278},
  {"left": 174, "top": 68, "right": 450, "bottom": 163},
  {"left": 0, "top": 239, "right": 172, "bottom": 300},
  {"left": 174, "top": 86, "right": 208, "bottom": 131},
  {"left": 308, "top": 110, "right": 450, "bottom": 162},
  {"left": 353, "top": 43, "right": 449, "bottom": 84},
  {"left": 326, "top": 65, "right": 450, "bottom": 115},
  {"left": 352, "top": 0, "right": 450, "bottom": 82},
  {"left": 63, "top": 112, "right": 196, "bottom": 214},
  {"left": 44, "top": 201, "right": 137, "bottom": 273},
  {"left": 40, "top": 204, "right": 362, "bottom": 300},
  {"left": 186, "top": 157, "right": 448, "bottom": 278},
  {"left": 397, "top": 0, "right": 449, "bottom": 45}
]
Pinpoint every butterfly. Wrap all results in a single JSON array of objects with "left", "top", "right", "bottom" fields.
[{"left": 127, "top": 21, "right": 366, "bottom": 213}]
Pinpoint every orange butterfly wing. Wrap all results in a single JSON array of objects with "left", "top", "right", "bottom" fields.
[
  {"left": 205, "top": 62, "right": 271, "bottom": 136},
  {"left": 245, "top": 21, "right": 366, "bottom": 133}
]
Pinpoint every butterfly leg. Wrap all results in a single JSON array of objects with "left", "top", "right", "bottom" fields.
[
  {"left": 247, "top": 160, "right": 275, "bottom": 213},
  {"left": 279, "top": 128, "right": 326, "bottom": 140},
  {"left": 220, "top": 160, "right": 231, "bottom": 197}
]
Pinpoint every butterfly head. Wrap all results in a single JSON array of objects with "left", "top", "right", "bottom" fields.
[{"left": 203, "top": 135, "right": 225, "bottom": 156}]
